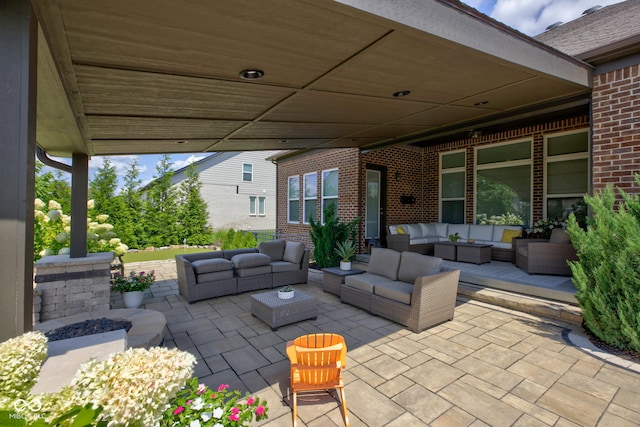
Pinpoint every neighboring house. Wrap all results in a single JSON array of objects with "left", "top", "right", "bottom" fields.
[
  {"left": 274, "top": 1, "right": 640, "bottom": 249},
  {"left": 171, "top": 151, "right": 281, "bottom": 231}
]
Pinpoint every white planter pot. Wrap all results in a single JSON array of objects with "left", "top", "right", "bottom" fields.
[
  {"left": 278, "top": 290, "right": 295, "bottom": 300},
  {"left": 340, "top": 261, "right": 352, "bottom": 271},
  {"left": 122, "top": 291, "right": 144, "bottom": 309}
]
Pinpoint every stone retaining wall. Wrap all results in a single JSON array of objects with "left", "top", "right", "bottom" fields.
[{"left": 34, "top": 252, "right": 113, "bottom": 322}]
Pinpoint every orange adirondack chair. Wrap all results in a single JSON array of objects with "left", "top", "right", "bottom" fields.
[{"left": 286, "top": 333, "right": 349, "bottom": 426}]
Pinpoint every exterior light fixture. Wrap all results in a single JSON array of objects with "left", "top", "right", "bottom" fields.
[
  {"left": 393, "top": 90, "right": 411, "bottom": 97},
  {"left": 239, "top": 69, "right": 265, "bottom": 80},
  {"left": 473, "top": 100, "right": 489, "bottom": 106},
  {"left": 175, "top": 140, "right": 187, "bottom": 144},
  {"left": 468, "top": 130, "right": 482, "bottom": 139}
]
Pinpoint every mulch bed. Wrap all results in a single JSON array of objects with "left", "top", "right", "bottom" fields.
[{"left": 583, "top": 327, "right": 640, "bottom": 364}]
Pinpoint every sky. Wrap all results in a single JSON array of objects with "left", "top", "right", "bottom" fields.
[{"left": 49, "top": 0, "right": 624, "bottom": 190}]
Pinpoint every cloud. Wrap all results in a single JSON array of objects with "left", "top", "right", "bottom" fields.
[
  {"left": 489, "top": 0, "right": 625, "bottom": 36},
  {"left": 171, "top": 154, "right": 207, "bottom": 171},
  {"left": 89, "top": 155, "right": 146, "bottom": 177}
]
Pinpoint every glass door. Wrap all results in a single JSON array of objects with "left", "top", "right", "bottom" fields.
[{"left": 365, "top": 169, "right": 381, "bottom": 239}]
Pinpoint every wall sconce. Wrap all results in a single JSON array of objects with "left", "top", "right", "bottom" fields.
[
  {"left": 468, "top": 130, "right": 482, "bottom": 139},
  {"left": 395, "top": 171, "right": 402, "bottom": 181},
  {"left": 400, "top": 195, "right": 416, "bottom": 205}
]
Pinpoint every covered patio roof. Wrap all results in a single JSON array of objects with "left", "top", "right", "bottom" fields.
[{"left": 33, "top": 0, "right": 592, "bottom": 158}]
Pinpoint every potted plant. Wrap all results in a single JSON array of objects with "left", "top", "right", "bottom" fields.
[
  {"left": 277, "top": 285, "right": 295, "bottom": 299},
  {"left": 111, "top": 270, "right": 156, "bottom": 308},
  {"left": 448, "top": 233, "right": 460, "bottom": 243},
  {"left": 335, "top": 240, "right": 357, "bottom": 271}
]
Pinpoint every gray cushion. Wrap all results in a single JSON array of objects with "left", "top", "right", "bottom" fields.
[
  {"left": 259, "top": 239, "right": 286, "bottom": 261},
  {"left": 223, "top": 248, "right": 257, "bottom": 260},
  {"left": 344, "top": 273, "right": 392, "bottom": 293},
  {"left": 283, "top": 241, "right": 305, "bottom": 264},
  {"left": 468, "top": 224, "right": 494, "bottom": 241},
  {"left": 549, "top": 228, "right": 571, "bottom": 244},
  {"left": 271, "top": 261, "right": 299, "bottom": 273},
  {"left": 196, "top": 270, "right": 234, "bottom": 284},
  {"left": 397, "top": 252, "right": 442, "bottom": 283},
  {"left": 191, "top": 258, "right": 233, "bottom": 274},
  {"left": 374, "top": 281, "right": 413, "bottom": 305},
  {"left": 231, "top": 253, "right": 271, "bottom": 268},
  {"left": 234, "top": 265, "right": 272, "bottom": 277},
  {"left": 367, "top": 248, "right": 401, "bottom": 280}
]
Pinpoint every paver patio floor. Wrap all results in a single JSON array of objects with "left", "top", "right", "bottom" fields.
[{"left": 117, "top": 260, "right": 640, "bottom": 426}]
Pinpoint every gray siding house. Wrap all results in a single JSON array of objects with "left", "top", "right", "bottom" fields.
[{"left": 170, "top": 151, "right": 281, "bottom": 231}]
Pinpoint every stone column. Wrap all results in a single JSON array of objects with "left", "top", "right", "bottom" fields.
[{"left": 34, "top": 252, "right": 113, "bottom": 322}]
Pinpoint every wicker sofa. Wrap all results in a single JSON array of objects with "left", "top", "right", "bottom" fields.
[
  {"left": 386, "top": 222, "right": 522, "bottom": 262},
  {"left": 340, "top": 248, "right": 460, "bottom": 332},
  {"left": 515, "top": 229, "right": 578, "bottom": 276},
  {"left": 175, "top": 240, "right": 309, "bottom": 303}
]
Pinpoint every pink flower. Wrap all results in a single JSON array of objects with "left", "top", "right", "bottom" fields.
[
  {"left": 231, "top": 407, "right": 239, "bottom": 415},
  {"left": 196, "top": 383, "right": 207, "bottom": 395},
  {"left": 186, "top": 400, "right": 192, "bottom": 405},
  {"left": 173, "top": 406, "right": 184, "bottom": 415},
  {"left": 229, "top": 413, "right": 239, "bottom": 422},
  {"left": 247, "top": 397, "right": 255, "bottom": 405},
  {"left": 210, "top": 393, "right": 216, "bottom": 399},
  {"left": 256, "top": 406, "right": 265, "bottom": 416},
  {"left": 218, "top": 384, "right": 229, "bottom": 391}
]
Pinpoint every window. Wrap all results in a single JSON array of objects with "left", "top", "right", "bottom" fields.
[
  {"left": 545, "top": 130, "right": 589, "bottom": 224},
  {"left": 242, "top": 163, "right": 253, "bottom": 182},
  {"left": 321, "top": 169, "right": 338, "bottom": 224},
  {"left": 288, "top": 176, "right": 299, "bottom": 223},
  {"left": 250, "top": 196, "right": 266, "bottom": 216},
  {"left": 303, "top": 173, "right": 317, "bottom": 224},
  {"left": 475, "top": 140, "right": 531, "bottom": 226},
  {"left": 440, "top": 151, "right": 465, "bottom": 224}
]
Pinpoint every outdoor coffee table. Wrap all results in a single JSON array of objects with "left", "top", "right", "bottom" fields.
[
  {"left": 322, "top": 267, "right": 365, "bottom": 296},
  {"left": 434, "top": 241, "right": 492, "bottom": 264},
  {"left": 250, "top": 289, "right": 317, "bottom": 330}
]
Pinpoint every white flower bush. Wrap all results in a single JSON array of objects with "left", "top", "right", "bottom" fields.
[
  {"left": 34, "top": 198, "right": 128, "bottom": 261},
  {"left": 0, "top": 331, "right": 47, "bottom": 406}
]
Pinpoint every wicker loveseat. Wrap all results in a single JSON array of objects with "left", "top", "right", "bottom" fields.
[
  {"left": 515, "top": 229, "right": 578, "bottom": 276},
  {"left": 340, "top": 248, "right": 460, "bottom": 332},
  {"left": 175, "top": 240, "right": 309, "bottom": 303},
  {"left": 386, "top": 222, "right": 522, "bottom": 262}
]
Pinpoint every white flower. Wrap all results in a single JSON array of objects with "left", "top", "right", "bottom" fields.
[
  {"left": 96, "top": 214, "right": 109, "bottom": 223},
  {"left": 58, "top": 247, "right": 70, "bottom": 255},
  {"left": 213, "top": 407, "right": 224, "bottom": 419},
  {"left": 108, "top": 238, "right": 121, "bottom": 245},
  {"left": 114, "top": 244, "right": 128, "bottom": 256},
  {"left": 201, "top": 411, "right": 212, "bottom": 422},
  {"left": 87, "top": 199, "right": 95, "bottom": 209},
  {"left": 55, "top": 232, "right": 69, "bottom": 243},
  {"left": 190, "top": 397, "right": 204, "bottom": 410},
  {"left": 87, "top": 232, "right": 99, "bottom": 241},
  {"left": 39, "top": 249, "right": 54, "bottom": 258},
  {"left": 47, "top": 210, "right": 61, "bottom": 221},
  {"left": 190, "top": 421, "right": 201, "bottom": 427},
  {"left": 34, "top": 199, "right": 45, "bottom": 210},
  {"left": 48, "top": 200, "right": 61, "bottom": 210},
  {"left": 34, "top": 210, "right": 46, "bottom": 221},
  {"left": 213, "top": 424, "right": 224, "bottom": 427}
]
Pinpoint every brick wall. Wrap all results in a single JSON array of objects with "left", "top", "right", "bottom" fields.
[{"left": 592, "top": 64, "right": 640, "bottom": 195}]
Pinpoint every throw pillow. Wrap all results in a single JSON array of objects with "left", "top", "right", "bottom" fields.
[
  {"left": 396, "top": 226, "right": 407, "bottom": 234},
  {"left": 549, "top": 228, "right": 571, "bottom": 244},
  {"left": 501, "top": 229, "right": 521, "bottom": 243},
  {"left": 283, "top": 241, "right": 305, "bottom": 264}
]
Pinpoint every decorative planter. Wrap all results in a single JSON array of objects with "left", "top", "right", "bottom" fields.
[
  {"left": 340, "top": 261, "right": 352, "bottom": 271},
  {"left": 122, "top": 291, "right": 145, "bottom": 309},
  {"left": 278, "top": 290, "right": 295, "bottom": 300}
]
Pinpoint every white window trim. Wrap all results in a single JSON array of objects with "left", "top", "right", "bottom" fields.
[
  {"left": 258, "top": 196, "right": 266, "bottom": 216},
  {"left": 439, "top": 149, "right": 466, "bottom": 223},
  {"left": 321, "top": 168, "right": 339, "bottom": 224},
  {"left": 287, "top": 175, "right": 299, "bottom": 224},
  {"left": 473, "top": 139, "right": 533, "bottom": 225},
  {"left": 249, "top": 196, "right": 256, "bottom": 216},
  {"left": 543, "top": 129, "right": 590, "bottom": 219},
  {"left": 242, "top": 162, "right": 253, "bottom": 182},
  {"left": 303, "top": 172, "right": 317, "bottom": 224}
]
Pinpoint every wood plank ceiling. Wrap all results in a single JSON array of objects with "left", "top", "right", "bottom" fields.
[{"left": 32, "top": 0, "right": 592, "bottom": 157}]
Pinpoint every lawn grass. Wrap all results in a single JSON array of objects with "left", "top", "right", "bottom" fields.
[{"left": 122, "top": 247, "right": 213, "bottom": 263}]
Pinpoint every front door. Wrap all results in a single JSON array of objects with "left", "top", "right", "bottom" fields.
[{"left": 365, "top": 165, "right": 387, "bottom": 246}]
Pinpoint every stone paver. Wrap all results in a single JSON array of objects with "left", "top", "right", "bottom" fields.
[{"left": 120, "top": 260, "right": 640, "bottom": 426}]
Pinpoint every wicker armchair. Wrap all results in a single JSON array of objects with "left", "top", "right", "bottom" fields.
[{"left": 515, "top": 229, "right": 578, "bottom": 276}]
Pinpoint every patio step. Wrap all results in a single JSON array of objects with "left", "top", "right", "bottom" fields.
[{"left": 458, "top": 281, "right": 582, "bottom": 325}]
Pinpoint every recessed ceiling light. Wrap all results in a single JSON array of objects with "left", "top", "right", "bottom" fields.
[
  {"left": 239, "top": 69, "right": 265, "bottom": 80},
  {"left": 474, "top": 100, "right": 489, "bottom": 106},
  {"left": 393, "top": 90, "right": 411, "bottom": 97},
  {"left": 175, "top": 140, "right": 187, "bottom": 144}
]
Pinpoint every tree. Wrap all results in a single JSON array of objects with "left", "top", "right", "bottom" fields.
[
  {"left": 309, "top": 204, "right": 360, "bottom": 268},
  {"left": 144, "top": 155, "right": 180, "bottom": 247},
  {"left": 566, "top": 175, "right": 640, "bottom": 352},
  {"left": 177, "top": 165, "right": 213, "bottom": 245},
  {"left": 89, "top": 157, "right": 127, "bottom": 245},
  {"left": 35, "top": 161, "right": 71, "bottom": 212},
  {"left": 119, "top": 159, "right": 145, "bottom": 249}
]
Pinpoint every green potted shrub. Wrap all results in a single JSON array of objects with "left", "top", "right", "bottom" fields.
[
  {"left": 335, "top": 240, "right": 357, "bottom": 271},
  {"left": 448, "top": 232, "right": 460, "bottom": 242},
  {"left": 277, "top": 285, "right": 295, "bottom": 299}
]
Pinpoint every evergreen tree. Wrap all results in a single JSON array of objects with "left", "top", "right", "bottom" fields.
[
  {"left": 144, "top": 154, "right": 179, "bottom": 247},
  {"left": 35, "top": 161, "right": 72, "bottom": 212},
  {"left": 119, "top": 159, "right": 145, "bottom": 249},
  {"left": 89, "top": 157, "right": 127, "bottom": 242},
  {"left": 566, "top": 175, "right": 640, "bottom": 352},
  {"left": 177, "top": 165, "right": 213, "bottom": 245}
]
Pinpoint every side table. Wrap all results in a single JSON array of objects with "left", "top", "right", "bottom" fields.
[
  {"left": 250, "top": 290, "right": 317, "bottom": 331},
  {"left": 322, "top": 267, "right": 365, "bottom": 296}
]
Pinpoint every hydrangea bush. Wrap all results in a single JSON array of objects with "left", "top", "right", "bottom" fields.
[
  {"left": 0, "top": 332, "right": 47, "bottom": 407},
  {"left": 160, "top": 379, "right": 268, "bottom": 427},
  {"left": 34, "top": 198, "right": 128, "bottom": 261}
]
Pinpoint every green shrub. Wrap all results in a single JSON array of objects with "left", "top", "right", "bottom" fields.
[
  {"left": 309, "top": 204, "right": 360, "bottom": 268},
  {"left": 566, "top": 175, "right": 640, "bottom": 353},
  {"left": 220, "top": 228, "right": 257, "bottom": 250}
]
